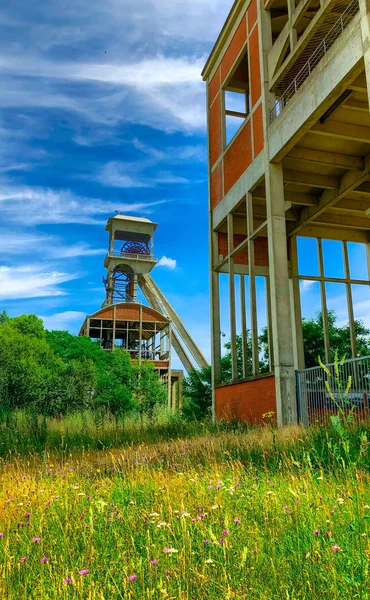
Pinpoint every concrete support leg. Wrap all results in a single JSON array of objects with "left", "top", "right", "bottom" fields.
[{"left": 265, "top": 163, "right": 297, "bottom": 426}]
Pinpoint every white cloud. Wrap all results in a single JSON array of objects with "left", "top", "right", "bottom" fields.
[
  {"left": 157, "top": 256, "right": 177, "bottom": 269},
  {"left": 40, "top": 310, "right": 86, "bottom": 332},
  {"left": 0, "top": 265, "right": 79, "bottom": 300},
  {"left": 0, "top": 185, "right": 166, "bottom": 225},
  {"left": 0, "top": 232, "right": 105, "bottom": 259},
  {"left": 300, "top": 280, "right": 316, "bottom": 292}
]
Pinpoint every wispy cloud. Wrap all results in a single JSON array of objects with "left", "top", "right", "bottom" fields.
[
  {"left": 0, "top": 186, "right": 166, "bottom": 225},
  {"left": 157, "top": 256, "right": 177, "bottom": 269},
  {"left": 40, "top": 310, "right": 86, "bottom": 332},
  {"left": 0, "top": 265, "right": 79, "bottom": 300}
]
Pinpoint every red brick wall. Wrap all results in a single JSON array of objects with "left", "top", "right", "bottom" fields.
[
  {"left": 209, "top": 67, "right": 221, "bottom": 106},
  {"left": 247, "top": 0, "right": 257, "bottom": 32},
  {"left": 224, "top": 120, "right": 252, "bottom": 194},
  {"left": 252, "top": 103, "right": 264, "bottom": 157},
  {"left": 206, "top": 5, "right": 265, "bottom": 209},
  {"left": 218, "top": 233, "right": 269, "bottom": 266},
  {"left": 215, "top": 375, "right": 276, "bottom": 423},
  {"left": 211, "top": 162, "right": 223, "bottom": 209},
  {"left": 221, "top": 16, "right": 247, "bottom": 83},
  {"left": 209, "top": 96, "right": 222, "bottom": 167},
  {"left": 249, "top": 27, "right": 261, "bottom": 108}
]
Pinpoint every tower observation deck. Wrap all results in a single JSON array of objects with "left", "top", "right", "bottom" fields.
[{"left": 79, "top": 214, "right": 208, "bottom": 411}]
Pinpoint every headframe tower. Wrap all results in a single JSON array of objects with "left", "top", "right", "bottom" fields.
[{"left": 80, "top": 214, "right": 208, "bottom": 410}]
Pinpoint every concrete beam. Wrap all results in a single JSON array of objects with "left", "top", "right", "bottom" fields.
[
  {"left": 286, "top": 147, "right": 364, "bottom": 170},
  {"left": 283, "top": 169, "right": 339, "bottom": 189},
  {"left": 311, "top": 120, "right": 370, "bottom": 143},
  {"left": 288, "top": 155, "right": 370, "bottom": 236}
]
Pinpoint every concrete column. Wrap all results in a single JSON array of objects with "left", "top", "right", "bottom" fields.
[
  {"left": 171, "top": 379, "right": 177, "bottom": 412},
  {"left": 178, "top": 374, "right": 183, "bottom": 411},
  {"left": 247, "top": 193, "right": 259, "bottom": 377},
  {"left": 227, "top": 213, "right": 238, "bottom": 380},
  {"left": 265, "top": 163, "right": 297, "bottom": 426},
  {"left": 366, "top": 241, "right": 370, "bottom": 281},
  {"left": 289, "top": 236, "right": 305, "bottom": 370},
  {"left": 240, "top": 275, "right": 249, "bottom": 378},
  {"left": 210, "top": 230, "right": 221, "bottom": 421}
]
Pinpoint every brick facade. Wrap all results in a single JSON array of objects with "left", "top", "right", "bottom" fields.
[
  {"left": 218, "top": 233, "right": 269, "bottom": 266},
  {"left": 215, "top": 375, "right": 276, "bottom": 423}
]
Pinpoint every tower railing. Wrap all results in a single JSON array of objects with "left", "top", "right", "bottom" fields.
[
  {"left": 270, "top": 0, "right": 359, "bottom": 122},
  {"left": 105, "top": 251, "right": 158, "bottom": 261}
]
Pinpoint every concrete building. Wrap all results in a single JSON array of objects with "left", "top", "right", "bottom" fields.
[
  {"left": 79, "top": 215, "right": 208, "bottom": 411},
  {"left": 202, "top": 0, "right": 370, "bottom": 426}
]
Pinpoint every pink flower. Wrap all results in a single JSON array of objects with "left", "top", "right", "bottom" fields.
[
  {"left": 19, "top": 556, "right": 28, "bottom": 563},
  {"left": 128, "top": 574, "right": 137, "bottom": 581},
  {"left": 79, "top": 569, "right": 89, "bottom": 575},
  {"left": 150, "top": 560, "right": 159, "bottom": 565},
  {"left": 64, "top": 577, "right": 72, "bottom": 584},
  {"left": 332, "top": 544, "right": 341, "bottom": 552},
  {"left": 32, "top": 537, "right": 41, "bottom": 543},
  {"left": 313, "top": 529, "right": 320, "bottom": 535},
  {"left": 234, "top": 518, "right": 241, "bottom": 524},
  {"left": 0, "top": 533, "right": 3, "bottom": 538},
  {"left": 222, "top": 529, "right": 229, "bottom": 535},
  {"left": 41, "top": 557, "right": 49, "bottom": 563}
]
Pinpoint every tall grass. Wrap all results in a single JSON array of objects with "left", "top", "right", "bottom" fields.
[{"left": 0, "top": 415, "right": 369, "bottom": 598}]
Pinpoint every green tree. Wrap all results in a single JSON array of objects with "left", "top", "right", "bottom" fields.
[
  {"left": 11, "top": 314, "right": 46, "bottom": 339},
  {"left": 0, "top": 322, "right": 65, "bottom": 413},
  {"left": 301, "top": 310, "right": 370, "bottom": 368},
  {"left": 131, "top": 361, "right": 167, "bottom": 423}
]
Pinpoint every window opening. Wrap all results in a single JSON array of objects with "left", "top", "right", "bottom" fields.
[{"left": 224, "top": 52, "right": 250, "bottom": 146}]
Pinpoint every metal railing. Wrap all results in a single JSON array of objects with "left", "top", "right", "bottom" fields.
[
  {"left": 270, "top": 0, "right": 359, "bottom": 122},
  {"left": 296, "top": 355, "right": 370, "bottom": 425},
  {"left": 106, "top": 251, "right": 157, "bottom": 261}
]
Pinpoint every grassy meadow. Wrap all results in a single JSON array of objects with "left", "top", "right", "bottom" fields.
[{"left": 0, "top": 416, "right": 370, "bottom": 599}]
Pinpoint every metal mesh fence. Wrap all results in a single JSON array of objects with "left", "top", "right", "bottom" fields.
[
  {"left": 296, "top": 356, "right": 370, "bottom": 425},
  {"left": 270, "top": 0, "right": 360, "bottom": 122}
]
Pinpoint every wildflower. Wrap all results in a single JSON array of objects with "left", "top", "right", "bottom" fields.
[
  {"left": 325, "top": 531, "right": 330, "bottom": 537},
  {"left": 32, "top": 537, "right": 41, "bottom": 543},
  {"left": 222, "top": 529, "right": 229, "bottom": 535},
  {"left": 338, "top": 498, "right": 344, "bottom": 504},
  {"left": 253, "top": 548, "right": 258, "bottom": 553},
  {"left": 234, "top": 518, "right": 241, "bottom": 524},
  {"left": 25, "top": 512, "right": 30, "bottom": 518},
  {"left": 205, "top": 559, "right": 214, "bottom": 564},
  {"left": 332, "top": 544, "right": 341, "bottom": 552},
  {"left": 219, "top": 537, "right": 225, "bottom": 545},
  {"left": 0, "top": 533, "right": 3, "bottom": 538},
  {"left": 64, "top": 577, "right": 72, "bottom": 584},
  {"left": 150, "top": 560, "right": 159, "bottom": 565},
  {"left": 41, "top": 557, "right": 49, "bottom": 563},
  {"left": 128, "top": 574, "right": 137, "bottom": 581},
  {"left": 163, "top": 547, "right": 178, "bottom": 553},
  {"left": 19, "top": 556, "right": 28, "bottom": 563},
  {"left": 313, "top": 530, "right": 320, "bottom": 535},
  {"left": 79, "top": 569, "right": 89, "bottom": 575}
]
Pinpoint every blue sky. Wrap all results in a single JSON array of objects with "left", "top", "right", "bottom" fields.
[
  {"left": 0, "top": 0, "right": 234, "bottom": 364},
  {"left": 1, "top": 0, "right": 369, "bottom": 369}
]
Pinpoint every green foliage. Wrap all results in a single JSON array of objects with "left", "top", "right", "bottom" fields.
[
  {"left": 131, "top": 361, "right": 167, "bottom": 421},
  {"left": 182, "top": 366, "right": 212, "bottom": 420},
  {"left": 304, "top": 310, "right": 370, "bottom": 368},
  {"left": 0, "top": 314, "right": 167, "bottom": 420}
]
